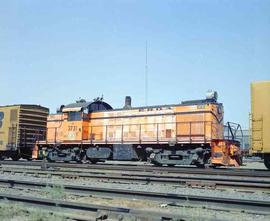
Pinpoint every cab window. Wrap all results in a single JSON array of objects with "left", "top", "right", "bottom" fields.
[
  {"left": 68, "top": 112, "right": 82, "bottom": 121},
  {"left": 0, "top": 112, "right": 4, "bottom": 128}
]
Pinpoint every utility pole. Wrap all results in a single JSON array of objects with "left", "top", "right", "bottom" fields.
[{"left": 145, "top": 40, "right": 148, "bottom": 106}]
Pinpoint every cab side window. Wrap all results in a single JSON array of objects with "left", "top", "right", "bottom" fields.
[
  {"left": 68, "top": 112, "right": 82, "bottom": 121},
  {"left": 0, "top": 112, "right": 4, "bottom": 128}
]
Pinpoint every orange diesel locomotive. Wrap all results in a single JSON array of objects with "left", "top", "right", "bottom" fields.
[{"left": 33, "top": 92, "right": 242, "bottom": 167}]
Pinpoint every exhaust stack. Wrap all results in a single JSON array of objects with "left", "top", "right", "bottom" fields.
[{"left": 124, "top": 96, "right": 132, "bottom": 109}]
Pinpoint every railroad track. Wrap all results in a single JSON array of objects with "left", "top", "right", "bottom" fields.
[
  {"left": 1, "top": 166, "right": 270, "bottom": 191},
  {"left": 0, "top": 193, "right": 187, "bottom": 221},
  {"left": 0, "top": 178, "right": 269, "bottom": 214},
  {"left": 1, "top": 160, "right": 270, "bottom": 177}
]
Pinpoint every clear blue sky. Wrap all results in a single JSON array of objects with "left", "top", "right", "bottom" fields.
[{"left": 0, "top": 0, "right": 269, "bottom": 128}]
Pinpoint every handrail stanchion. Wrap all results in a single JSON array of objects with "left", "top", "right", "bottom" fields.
[
  {"left": 105, "top": 125, "right": 108, "bottom": 144},
  {"left": 139, "top": 124, "right": 141, "bottom": 144},
  {"left": 121, "top": 125, "right": 124, "bottom": 144},
  {"left": 157, "top": 123, "right": 159, "bottom": 143},
  {"left": 90, "top": 126, "right": 93, "bottom": 144},
  {"left": 228, "top": 122, "right": 230, "bottom": 140},
  {"left": 211, "top": 122, "right": 212, "bottom": 141},
  {"left": 204, "top": 121, "right": 206, "bottom": 143},
  {"left": 81, "top": 125, "right": 83, "bottom": 149},
  {"left": 175, "top": 122, "right": 178, "bottom": 143},
  {"left": 189, "top": 122, "right": 192, "bottom": 143},
  {"left": 54, "top": 128, "right": 57, "bottom": 144}
]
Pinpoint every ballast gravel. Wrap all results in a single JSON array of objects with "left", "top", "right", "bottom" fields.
[
  {"left": 0, "top": 169, "right": 269, "bottom": 202},
  {"left": 0, "top": 160, "right": 269, "bottom": 221}
]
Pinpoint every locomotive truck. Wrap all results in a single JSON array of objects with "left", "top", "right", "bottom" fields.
[{"left": 33, "top": 91, "right": 242, "bottom": 167}]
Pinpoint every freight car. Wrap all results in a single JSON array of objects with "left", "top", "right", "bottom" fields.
[
  {"left": 0, "top": 105, "right": 49, "bottom": 160},
  {"left": 33, "top": 92, "right": 242, "bottom": 167},
  {"left": 250, "top": 81, "right": 270, "bottom": 169}
]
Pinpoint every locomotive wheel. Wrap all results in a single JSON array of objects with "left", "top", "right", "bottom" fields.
[
  {"left": 167, "top": 164, "right": 175, "bottom": 167},
  {"left": 195, "top": 163, "right": 205, "bottom": 168},
  {"left": 75, "top": 158, "right": 82, "bottom": 163},
  {"left": 152, "top": 162, "right": 163, "bottom": 167},
  {"left": 264, "top": 154, "right": 270, "bottom": 170},
  {"left": 47, "top": 157, "right": 55, "bottom": 163},
  {"left": 237, "top": 156, "right": 243, "bottom": 166},
  {"left": 11, "top": 155, "right": 21, "bottom": 161},
  {"left": 80, "top": 155, "right": 88, "bottom": 164},
  {"left": 90, "top": 159, "right": 98, "bottom": 164}
]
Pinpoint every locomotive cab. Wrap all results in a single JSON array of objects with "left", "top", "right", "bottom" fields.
[{"left": 38, "top": 98, "right": 113, "bottom": 162}]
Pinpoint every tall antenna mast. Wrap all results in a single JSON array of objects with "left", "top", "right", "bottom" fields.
[{"left": 145, "top": 40, "right": 148, "bottom": 106}]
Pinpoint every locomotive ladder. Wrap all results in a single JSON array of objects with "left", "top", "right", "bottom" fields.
[{"left": 251, "top": 115, "right": 263, "bottom": 151}]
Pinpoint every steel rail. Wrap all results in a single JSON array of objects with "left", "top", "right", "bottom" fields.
[
  {"left": 1, "top": 160, "right": 270, "bottom": 177},
  {"left": 1, "top": 167, "right": 270, "bottom": 191},
  {"left": 0, "top": 178, "right": 269, "bottom": 213},
  {"left": 0, "top": 193, "right": 187, "bottom": 221}
]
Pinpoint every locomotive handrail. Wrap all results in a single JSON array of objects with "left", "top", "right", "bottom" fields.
[
  {"left": 83, "top": 120, "right": 213, "bottom": 127},
  {"left": 85, "top": 121, "right": 218, "bottom": 144},
  {"left": 35, "top": 120, "right": 224, "bottom": 145},
  {"left": 224, "top": 122, "right": 243, "bottom": 143}
]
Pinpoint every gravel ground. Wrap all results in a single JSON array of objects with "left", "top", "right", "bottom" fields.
[
  {"left": 0, "top": 161, "right": 269, "bottom": 202},
  {"left": 0, "top": 186, "right": 269, "bottom": 221},
  {"left": 241, "top": 161, "right": 268, "bottom": 170},
  {"left": 0, "top": 171, "right": 269, "bottom": 202},
  {"left": 0, "top": 200, "right": 92, "bottom": 221},
  {"left": 0, "top": 160, "right": 269, "bottom": 220},
  {"left": 3, "top": 165, "right": 269, "bottom": 185},
  {"left": 102, "top": 160, "right": 269, "bottom": 170}
]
